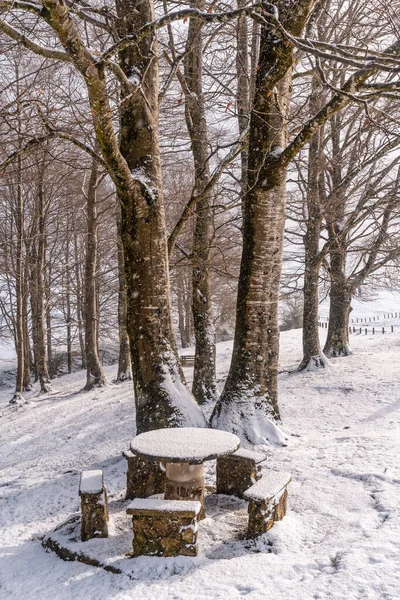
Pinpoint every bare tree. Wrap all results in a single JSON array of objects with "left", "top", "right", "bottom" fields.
[{"left": 83, "top": 150, "right": 106, "bottom": 390}]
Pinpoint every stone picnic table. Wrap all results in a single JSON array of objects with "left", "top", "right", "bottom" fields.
[{"left": 130, "top": 427, "right": 240, "bottom": 518}]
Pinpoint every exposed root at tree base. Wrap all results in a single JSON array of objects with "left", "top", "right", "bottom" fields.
[
  {"left": 9, "top": 392, "right": 27, "bottom": 405},
  {"left": 324, "top": 344, "right": 354, "bottom": 358},
  {"left": 297, "top": 353, "right": 331, "bottom": 372},
  {"left": 211, "top": 397, "right": 287, "bottom": 447},
  {"left": 82, "top": 378, "right": 107, "bottom": 392}
]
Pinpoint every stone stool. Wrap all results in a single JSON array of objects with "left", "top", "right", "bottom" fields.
[
  {"left": 243, "top": 472, "right": 292, "bottom": 538},
  {"left": 123, "top": 450, "right": 165, "bottom": 500},
  {"left": 79, "top": 470, "right": 109, "bottom": 541},
  {"left": 216, "top": 448, "right": 267, "bottom": 498},
  {"left": 126, "top": 498, "right": 201, "bottom": 557}
]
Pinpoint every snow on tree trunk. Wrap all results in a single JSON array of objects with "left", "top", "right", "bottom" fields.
[
  {"left": 212, "top": 71, "right": 293, "bottom": 444},
  {"left": 211, "top": 0, "right": 314, "bottom": 444}
]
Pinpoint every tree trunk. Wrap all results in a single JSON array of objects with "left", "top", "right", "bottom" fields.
[
  {"left": 211, "top": 64, "right": 292, "bottom": 443},
  {"left": 323, "top": 258, "right": 353, "bottom": 357},
  {"left": 298, "top": 80, "right": 329, "bottom": 370},
  {"left": 44, "top": 242, "right": 53, "bottom": 371},
  {"left": 176, "top": 272, "right": 189, "bottom": 348},
  {"left": 115, "top": 0, "right": 206, "bottom": 432},
  {"left": 211, "top": 2, "right": 314, "bottom": 443},
  {"left": 74, "top": 231, "right": 87, "bottom": 370},
  {"left": 116, "top": 203, "right": 132, "bottom": 381},
  {"left": 236, "top": 0, "right": 250, "bottom": 198},
  {"left": 249, "top": 19, "right": 259, "bottom": 103},
  {"left": 323, "top": 113, "right": 353, "bottom": 357},
  {"left": 65, "top": 230, "right": 72, "bottom": 375},
  {"left": 184, "top": 0, "right": 218, "bottom": 405},
  {"left": 299, "top": 217, "right": 329, "bottom": 369},
  {"left": 10, "top": 154, "right": 25, "bottom": 404},
  {"left": 83, "top": 153, "right": 106, "bottom": 390},
  {"left": 184, "top": 274, "right": 193, "bottom": 345},
  {"left": 30, "top": 230, "right": 39, "bottom": 382},
  {"left": 22, "top": 256, "right": 31, "bottom": 391},
  {"left": 34, "top": 155, "right": 52, "bottom": 392}
]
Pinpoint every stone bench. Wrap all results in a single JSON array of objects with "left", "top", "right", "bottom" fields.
[
  {"left": 243, "top": 472, "right": 291, "bottom": 538},
  {"left": 79, "top": 470, "right": 109, "bottom": 542},
  {"left": 126, "top": 498, "right": 201, "bottom": 557},
  {"left": 216, "top": 448, "right": 267, "bottom": 498},
  {"left": 123, "top": 450, "right": 165, "bottom": 500}
]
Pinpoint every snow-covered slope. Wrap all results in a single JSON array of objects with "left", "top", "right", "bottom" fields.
[{"left": 1, "top": 327, "right": 399, "bottom": 600}]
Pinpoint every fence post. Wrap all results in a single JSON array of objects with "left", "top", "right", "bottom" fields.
[
  {"left": 392, "top": 325, "right": 394, "bottom": 333},
  {"left": 372, "top": 327, "right": 375, "bottom": 335},
  {"left": 365, "top": 328, "right": 367, "bottom": 335},
  {"left": 382, "top": 327, "right": 385, "bottom": 334}
]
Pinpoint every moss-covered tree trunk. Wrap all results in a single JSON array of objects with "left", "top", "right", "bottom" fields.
[{"left": 114, "top": 0, "right": 206, "bottom": 431}]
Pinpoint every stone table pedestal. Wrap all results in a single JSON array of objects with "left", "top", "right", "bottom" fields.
[{"left": 164, "top": 462, "right": 205, "bottom": 519}]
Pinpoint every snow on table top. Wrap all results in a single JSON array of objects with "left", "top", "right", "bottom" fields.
[
  {"left": 244, "top": 471, "right": 292, "bottom": 502},
  {"left": 126, "top": 498, "right": 202, "bottom": 515},
  {"left": 130, "top": 427, "right": 240, "bottom": 463},
  {"left": 79, "top": 470, "right": 103, "bottom": 494}
]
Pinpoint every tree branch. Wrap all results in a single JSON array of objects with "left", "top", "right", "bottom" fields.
[
  {"left": 168, "top": 129, "right": 248, "bottom": 256},
  {"left": 100, "top": 5, "right": 264, "bottom": 62},
  {"left": 0, "top": 17, "right": 72, "bottom": 62},
  {"left": 281, "top": 39, "right": 400, "bottom": 166}
]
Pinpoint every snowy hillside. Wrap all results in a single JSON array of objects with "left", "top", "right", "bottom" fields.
[{"left": 1, "top": 327, "right": 399, "bottom": 600}]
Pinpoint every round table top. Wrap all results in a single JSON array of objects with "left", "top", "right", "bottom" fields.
[{"left": 130, "top": 427, "right": 240, "bottom": 464}]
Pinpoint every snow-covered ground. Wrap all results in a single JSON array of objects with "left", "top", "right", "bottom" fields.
[{"left": 1, "top": 323, "right": 400, "bottom": 599}]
